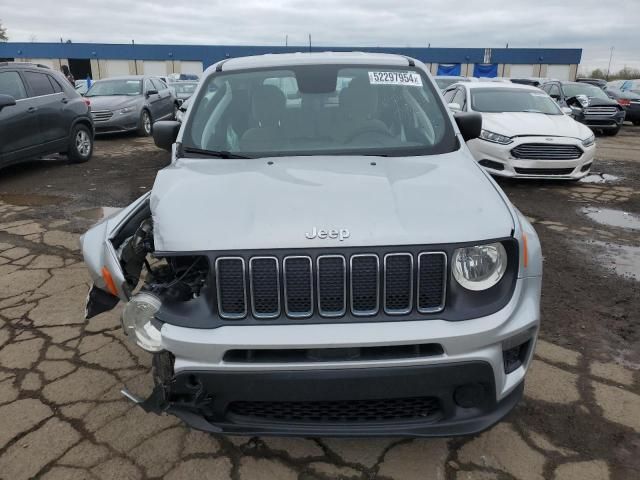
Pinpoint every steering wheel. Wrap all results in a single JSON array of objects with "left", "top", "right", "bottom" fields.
[{"left": 345, "top": 125, "right": 395, "bottom": 144}]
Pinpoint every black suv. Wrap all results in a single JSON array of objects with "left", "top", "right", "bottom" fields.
[
  {"left": 0, "top": 62, "right": 94, "bottom": 169},
  {"left": 541, "top": 80, "right": 625, "bottom": 136}
]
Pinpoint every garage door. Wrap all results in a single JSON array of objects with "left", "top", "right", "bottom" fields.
[
  {"left": 547, "top": 65, "right": 571, "bottom": 81},
  {"left": 181, "top": 61, "right": 203, "bottom": 75},
  {"left": 105, "top": 60, "right": 130, "bottom": 77},
  {"left": 509, "top": 64, "right": 534, "bottom": 78},
  {"left": 143, "top": 61, "right": 168, "bottom": 76}
]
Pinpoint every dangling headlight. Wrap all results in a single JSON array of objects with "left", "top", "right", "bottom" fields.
[
  {"left": 452, "top": 242, "right": 508, "bottom": 291},
  {"left": 121, "top": 293, "right": 163, "bottom": 352}
]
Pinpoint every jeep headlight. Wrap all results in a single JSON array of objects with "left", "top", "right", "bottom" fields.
[
  {"left": 452, "top": 243, "right": 508, "bottom": 291},
  {"left": 582, "top": 133, "right": 595, "bottom": 147},
  {"left": 119, "top": 106, "right": 135, "bottom": 115},
  {"left": 479, "top": 130, "right": 513, "bottom": 145},
  {"left": 121, "top": 293, "right": 163, "bottom": 352}
]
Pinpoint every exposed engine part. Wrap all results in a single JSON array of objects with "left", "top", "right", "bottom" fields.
[{"left": 120, "top": 218, "right": 154, "bottom": 287}]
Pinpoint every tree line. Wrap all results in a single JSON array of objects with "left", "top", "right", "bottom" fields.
[{"left": 585, "top": 66, "right": 640, "bottom": 81}]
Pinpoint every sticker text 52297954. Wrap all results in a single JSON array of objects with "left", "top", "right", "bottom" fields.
[{"left": 368, "top": 71, "right": 423, "bottom": 87}]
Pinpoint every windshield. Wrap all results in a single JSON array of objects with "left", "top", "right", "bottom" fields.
[
  {"left": 85, "top": 79, "right": 142, "bottom": 97},
  {"left": 183, "top": 65, "right": 455, "bottom": 157},
  {"left": 563, "top": 83, "right": 609, "bottom": 100},
  {"left": 471, "top": 88, "right": 562, "bottom": 115},
  {"left": 170, "top": 82, "right": 198, "bottom": 95}
]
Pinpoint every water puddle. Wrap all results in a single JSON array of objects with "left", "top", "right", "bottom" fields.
[
  {"left": 585, "top": 240, "right": 640, "bottom": 282},
  {"left": 76, "top": 207, "right": 122, "bottom": 222},
  {"left": 0, "top": 193, "right": 69, "bottom": 206},
  {"left": 580, "top": 173, "right": 620, "bottom": 184},
  {"left": 581, "top": 207, "right": 640, "bottom": 231}
]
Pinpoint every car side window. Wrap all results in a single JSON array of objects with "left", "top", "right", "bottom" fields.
[
  {"left": 443, "top": 89, "right": 456, "bottom": 103},
  {"left": 48, "top": 75, "right": 63, "bottom": 93},
  {"left": 23, "top": 71, "right": 56, "bottom": 97},
  {"left": 151, "top": 78, "right": 164, "bottom": 91},
  {"left": 144, "top": 79, "right": 154, "bottom": 93},
  {"left": 548, "top": 84, "right": 561, "bottom": 99},
  {"left": 452, "top": 88, "right": 466, "bottom": 109},
  {"left": 0, "top": 71, "right": 28, "bottom": 100}
]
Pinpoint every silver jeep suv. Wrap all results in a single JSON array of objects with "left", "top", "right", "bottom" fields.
[{"left": 81, "top": 52, "right": 542, "bottom": 437}]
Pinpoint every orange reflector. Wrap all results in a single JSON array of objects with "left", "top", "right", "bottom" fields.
[
  {"left": 522, "top": 234, "right": 529, "bottom": 268},
  {"left": 101, "top": 267, "right": 118, "bottom": 296}
]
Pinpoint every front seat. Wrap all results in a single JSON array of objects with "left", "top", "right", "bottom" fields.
[
  {"left": 240, "top": 85, "right": 286, "bottom": 152},
  {"left": 336, "top": 77, "right": 390, "bottom": 143}
]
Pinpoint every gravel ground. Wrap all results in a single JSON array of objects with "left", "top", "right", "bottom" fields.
[{"left": 0, "top": 126, "right": 638, "bottom": 480}]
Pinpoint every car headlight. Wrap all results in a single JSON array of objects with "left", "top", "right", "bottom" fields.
[
  {"left": 119, "top": 106, "right": 135, "bottom": 115},
  {"left": 121, "top": 293, "right": 163, "bottom": 352},
  {"left": 479, "top": 130, "right": 513, "bottom": 145},
  {"left": 452, "top": 242, "right": 508, "bottom": 291},
  {"left": 582, "top": 133, "right": 595, "bottom": 147}
]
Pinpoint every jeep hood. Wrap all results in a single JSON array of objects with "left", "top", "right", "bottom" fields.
[{"left": 151, "top": 152, "right": 514, "bottom": 252}]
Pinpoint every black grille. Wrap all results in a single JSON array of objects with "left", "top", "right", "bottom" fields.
[
  {"left": 228, "top": 397, "right": 441, "bottom": 423},
  {"left": 216, "top": 258, "right": 246, "bottom": 318},
  {"left": 317, "top": 256, "right": 346, "bottom": 316},
  {"left": 511, "top": 143, "right": 582, "bottom": 160},
  {"left": 284, "top": 257, "right": 313, "bottom": 317},
  {"left": 250, "top": 257, "right": 280, "bottom": 318},
  {"left": 418, "top": 253, "right": 446, "bottom": 312},
  {"left": 384, "top": 254, "right": 413, "bottom": 314},
  {"left": 351, "top": 255, "right": 379, "bottom": 315},
  {"left": 514, "top": 167, "right": 575, "bottom": 176}
]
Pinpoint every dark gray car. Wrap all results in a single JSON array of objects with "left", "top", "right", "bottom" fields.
[{"left": 84, "top": 75, "right": 177, "bottom": 135}]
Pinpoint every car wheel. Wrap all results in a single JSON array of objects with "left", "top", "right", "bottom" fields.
[
  {"left": 137, "top": 109, "right": 152, "bottom": 137},
  {"left": 633, "top": 120, "right": 640, "bottom": 126},
  {"left": 603, "top": 125, "right": 620, "bottom": 136},
  {"left": 67, "top": 124, "right": 93, "bottom": 163}
]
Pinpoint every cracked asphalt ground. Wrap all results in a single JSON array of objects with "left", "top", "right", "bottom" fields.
[{"left": 0, "top": 127, "right": 639, "bottom": 480}]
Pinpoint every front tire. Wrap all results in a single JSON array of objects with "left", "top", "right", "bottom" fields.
[
  {"left": 67, "top": 124, "right": 93, "bottom": 163},
  {"left": 137, "top": 109, "right": 152, "bottom": 137},
  {"left": 633, "top": 120, "right": 640, "bottom": 126}
]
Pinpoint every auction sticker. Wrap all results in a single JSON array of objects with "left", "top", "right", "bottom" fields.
[{"left": 368, "top": 71, "right": 423, "bottom": 86}]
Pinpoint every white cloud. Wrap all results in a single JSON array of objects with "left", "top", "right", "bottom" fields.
[{"left": 2, "top": 0, "right": 638, "bottom": 70}]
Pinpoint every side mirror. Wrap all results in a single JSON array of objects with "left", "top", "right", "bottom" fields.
[
  {"left": 146, "top": 89, "right": 159, "bottom": 97},
  {"left": 0, "top": 94, "right": 16, "bottom": 112},
  {"left": 561, "top": 106, "right": 573, "bottom": 116},
  {"left": 153, "top": 121, "right": 181, "bottom": 152},
  {"left": 448, "top": 102, "right": 462, "bottom": 112},
  {"left": 550, "top": 94, "right": 560, "bottom": 101},
  {"left": 454, "top": 112, "right": 482, "bottom": 142}
]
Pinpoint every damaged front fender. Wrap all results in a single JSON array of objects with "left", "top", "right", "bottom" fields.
[{"left": 81, "top": 192, "right": 152, "bottom": 317}]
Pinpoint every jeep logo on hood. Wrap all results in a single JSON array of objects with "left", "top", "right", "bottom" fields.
[{"left": 305, "top": 227, "right": 350, "bottom": 241}]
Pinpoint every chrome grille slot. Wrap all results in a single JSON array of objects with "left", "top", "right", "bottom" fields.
[
  {"left": 584, "top": 106, "right": 618, "bottom": 116},
  {"left": 283, "top": 256, "right": 313, "bottom": 318},
  {"left": 249, "top": 257, "right": 280, "bottom": 319},
  {"left": 215, "top": 257, "right": 247, "bottom": 319},
  {"left": 91, "top": 110, "right": 113, "bottom": 122},
  {"left": 317, "top": 255, "right": 346, "bottom": 317},
  {"left": 384, "top": 253, "right": 413, "bottom": 315},
  {"left": 511, "top": 143, "right": 583, "bottom": 160},
  {"left": 350, "top": 254, "right": 380, "bottom": 316},
  {"left": 417, "top": 252, "right": 447, "bottom": 313}
]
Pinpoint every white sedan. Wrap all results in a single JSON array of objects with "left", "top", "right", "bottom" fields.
[{"left": 443, "top": 82, "right": 595, "bottom": 180}]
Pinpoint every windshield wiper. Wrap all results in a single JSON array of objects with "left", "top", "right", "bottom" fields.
[{"left": 183, "top": 147, "right": 251, "bottom": 159}]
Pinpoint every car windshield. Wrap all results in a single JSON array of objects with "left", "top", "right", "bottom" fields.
[
  {"left": 563, "top": 83, "right": 609, "bottom": 100},
  {"left": 170, "top": 82, "right": 198, "bottom": 95},
  {"left": 470, "top": 88, "right": 562, "bottom": 115},
  {"left": 182, "top": 65, "right": 455, "bottom": 157},
  {"left": 85, "top": 79, "right": 142, "bottom": 97}
]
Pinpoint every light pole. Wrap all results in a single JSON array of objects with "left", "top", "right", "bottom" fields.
[{"left": 606, "top": 46, "right": 614, "bottom": 80}]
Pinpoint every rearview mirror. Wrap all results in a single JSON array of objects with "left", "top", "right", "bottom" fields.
[
  {"left": 146, "top": 89, "right": 159, "bottom": 97},
  {"left": 454, "top": 112, "right": 482, "bottom": 142},
  {"left": 448, "top": 102, "right": 462, "bottom": 112},
  {"left": 153, "top": 121, "right": 181, "bottom": 152},
  {"left": 0, "top": 94, "right": 16, "bottom": 112}
]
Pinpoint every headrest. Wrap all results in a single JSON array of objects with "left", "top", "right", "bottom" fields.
[
  {"left": 339, "top": 77, "right": 378, "bottom": 119},
  {"left": 252, "top": 85, "right": 286, "bottom": 127}
]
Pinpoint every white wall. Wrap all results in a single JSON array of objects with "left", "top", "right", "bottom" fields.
[
  {"left": 104, "top": 60, "right": 130, "bottom": 77},
  {"left": 180, "top": 61, "right": 204, "bottom": 74},
  {"left": 546, "top": 65, "right": 571, "bottom": 81},
  {"left": 509, "top": 64, "right": 535, "bottom": 78},
  {"left": 143, "top": 61, "right": 168, "bottom": 76}
]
